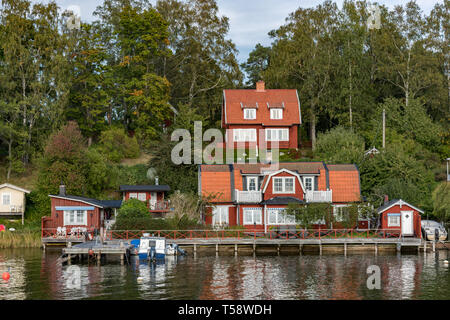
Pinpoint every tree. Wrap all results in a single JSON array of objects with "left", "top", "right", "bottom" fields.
[
  {"left": 432, "top": 182, "right": 450, "bottom": 223},
  {"left": 156, "top": 0, "right": 242, "bottom": 124},
  {"left": 286, "top": 203, "right": 333, "bottom": 229},
  {"left": 97, "top": 127, "right": 140, "bottom": 163},
  {"left": 241, "top": 44, "right": 271, "bottom": 87},
  {"left": 315, "top": 126, "right": 365, "bottom": 164}
]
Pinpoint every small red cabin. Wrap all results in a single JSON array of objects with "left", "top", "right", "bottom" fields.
[
  {"left": 119, "top": 185, "right": 171, "bottom": 216},
  {"left": 377, "top": 198, "right": 423, "bottom": 238}
]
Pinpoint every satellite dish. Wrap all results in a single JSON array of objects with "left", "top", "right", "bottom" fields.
[{"left": 147, "top": 167, "right": 157, "bottom": 181}]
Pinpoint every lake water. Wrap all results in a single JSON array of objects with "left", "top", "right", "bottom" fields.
[{"left": 0, "top": 249, "right": 449, "bottom": 300}]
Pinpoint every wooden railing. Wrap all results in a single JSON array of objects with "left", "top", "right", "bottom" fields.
[
  {"left": 41, "top": 228, "right": 403, "bottom": 240},
  {"left": 305, "top": 190, "right": 332, "bottom": 203},
  {"left": 149, "top": 200, "right": 170, "bottom": 211},
  {"left": 235, "top": 190, "right": 262, "bottom": 203}
]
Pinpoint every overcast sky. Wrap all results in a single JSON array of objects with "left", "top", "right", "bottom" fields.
[{"left": 30, "top": 0, "right": 442, "bottom": 63}]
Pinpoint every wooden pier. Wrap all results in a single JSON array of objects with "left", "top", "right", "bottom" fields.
[{"left": 61, "top": 240, "right": 134, "bottom": 265}]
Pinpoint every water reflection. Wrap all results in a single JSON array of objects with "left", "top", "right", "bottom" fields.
[{"left": 0, "top": 249, "right": 449, "bottom": 300}]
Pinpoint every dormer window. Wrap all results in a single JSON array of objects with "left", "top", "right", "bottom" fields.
[
  {"left": 244, "top": 108, "right": 256, "bottom": 120},
  {"left": 270, "top": 108, "right": 283, "bottom": 119},
  {"left": 303, "top": 176, "right": 314, "bottom": 191},
  {"left": 247, "top": 176, "right": 259, "bottom": 191}
]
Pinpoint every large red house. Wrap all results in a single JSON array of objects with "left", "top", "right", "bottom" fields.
[
  {"left": 199, "top": 162, "right": 362, "bottom": 232},
  {"left": 222, "top": 81, "right": 301, "bottom": 150}
]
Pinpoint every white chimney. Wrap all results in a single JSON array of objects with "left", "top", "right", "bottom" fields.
[{"left": 155, "top": 176, "right": 159, "bottom": 185}]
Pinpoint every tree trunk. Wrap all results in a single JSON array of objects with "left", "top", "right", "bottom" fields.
[
  {"left": 88, "top": 136, "right": 92, "bottom": 147},
  {"left": 310, "top": 106, "right": 316, "bottom": 151},
  {"left": 7, "top": 137, "right": 12, "bottom": 181},
  {"left": 349, "top": 62, "right": 353, "bottom": 129}
]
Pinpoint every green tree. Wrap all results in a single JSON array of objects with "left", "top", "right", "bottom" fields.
[{"left": 241, "top": 44, "right": 271, "bottom": 87}]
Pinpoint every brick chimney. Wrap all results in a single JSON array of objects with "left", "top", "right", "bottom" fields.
[
  {"left": 384, "top": 195, "right": 389, "bottom": 204},
  {"left": 256, "top": 80, "right": 265, "bottom": 92}
]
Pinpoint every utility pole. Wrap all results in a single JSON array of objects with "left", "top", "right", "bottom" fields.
[{"left": 382, "top": 109, "right": 385, "bottom": 149}]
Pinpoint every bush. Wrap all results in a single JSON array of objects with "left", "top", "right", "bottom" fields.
[{"left": 98, "top": 128, "right": 140, "bottom": 163}]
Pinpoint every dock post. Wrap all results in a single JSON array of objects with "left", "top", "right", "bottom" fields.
[
  {"left": 424, "top": 241, "right": 426, "bottom": 253},
  {"left": 344, "top": 242, "right": 347, "bottom": 256},
  {"left": 68, "top": 242, "right": 72, "bottom": 248},
  {"left": 299, "top": 244, "right": 303, "bottom": 255},
  {"left": 121, "top": 254, "right": 124, "bottom": 265},
  {"left": 193, "top": 243, "right": 197, "bottom": 254},
  {"left": 216, "top": 243, "right": 218, "bottom": 253},
  {"left": 432, "top": 242, "right": 435, "bottom": 252},
  {"left": 234, "top": 243, "right": 238, "bottom": 256},
  {"left": 68, "top": 254, "right": 71, "bottom": 265},
  {"left": 253, "top": 243, "right": 256, "bottom": 253},
  {"left": 375, "top": 243, "right": 378, "bottom": 255},
  {"left": 319, "top": 242, "right": 322, "bottom": 255},
  {"left": 277, "top": 244, "right": 280, "bottom": 255}
]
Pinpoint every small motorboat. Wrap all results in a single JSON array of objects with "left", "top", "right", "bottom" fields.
[{"left": 131, "top": 234, "right": 186, "bottom": 261}]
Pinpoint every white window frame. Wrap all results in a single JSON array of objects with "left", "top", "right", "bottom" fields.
[
  {"left": 138, "top": 193, "right": 147, "bottom": 201},
  {"left": 243, "top": 108, "right": 256, "bottom": 120},
  {"left": 247, "top": 176, "right": 259, "bottom": 191},
  {"left": 2, "top": 192, "right": 11, "bottom": 205},
  {"left": 129, "top": 192, "right": 138, "bottom": 199},
  {"left": 387, "top": 214, "right": 401, "bottom": 227},
  {"left": 243, "top": 208, "right": 262, "bottom": 225},
  {"left": 63, "top": 210, "right": 87, "bottom": 226},
  {"left": 272, "top": 177, "right": 295, "bottom": 194},
  {"left": 333, "top": 205, "right": 349, "bottom": 222},
  {"left": 303, "top": 176, "right": 314, "bottom": 191},
  {"left": 270, "top": 108, "right": 283, "bottom": 119},
  {"left": 212, "top": 206, "right": 229, "bottom": 225},
  {"left": 265, "top": 128, "right": 289, "bottom": 141},
  {"left": 233, "top": 129, "right": 257, "bottom": 142},
  {"left": 267, "top": 208, "right": 296, "bottom": 225}
]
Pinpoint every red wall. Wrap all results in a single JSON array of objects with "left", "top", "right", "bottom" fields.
[
  {"left": 381, "top": 204, "right": 422, "bottom": 237},
  {"left": 224, "top": 124, "right": 298, "bottom": 149},
  {"left": 50, "top": 197, "right": 101, "bottom": 230},
  {"left": 263, "top": 171, "right": 304, "bottom": 201},
  {"left": 123, "top": 191, "right": 164, "bottom": 202}
]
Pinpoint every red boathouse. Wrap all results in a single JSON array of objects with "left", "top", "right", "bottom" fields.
[{"left": 377, "top": 198, "right": 423, "bottom": 238}]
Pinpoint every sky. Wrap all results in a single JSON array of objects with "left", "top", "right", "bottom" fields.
[{"left": 30, "top": 0, "right": 442, "bottom": 63}]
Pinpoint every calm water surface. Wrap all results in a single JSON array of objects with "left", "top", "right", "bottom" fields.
[{"left": 0, "top": 249, "right": 449, "bottom": 300}]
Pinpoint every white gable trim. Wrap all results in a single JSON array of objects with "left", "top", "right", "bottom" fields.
[
  {"left": 262, "top": 168, "right": 306, "bottom": 194},
  {"left": 295, "top": 89, "right": 302, "bottom": 124},
  {"left": 49, "top": 195, "right": 104, "bottom": 209},
  {"left": 0, "top": 183, "right": 30, "bottom": 194},
  {"left": 223, "top": 90, "right": 227, "bottom": 125},
  {"left": 378, "top": 199, "right": 424, "bottom": 214}
]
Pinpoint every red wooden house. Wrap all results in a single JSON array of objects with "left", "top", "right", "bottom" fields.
[
  {"left": 222, "top": 81, "right": 301, "bottom": 150},
  {"left": 199, "top": 162, "right": 362, "bottom": 232},
  {"left": 119, "top": 185, "right": 170, "bottom": 215},
  {"left": 377, "top": 198, "right": 423, "bottom": 238},
  {"left": 41, "top": 184, "right": 122, "bottom": 238}
]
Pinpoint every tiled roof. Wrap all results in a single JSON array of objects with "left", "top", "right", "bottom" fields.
[
  {"left": 223, "top": 89, "right": 301, "bottom": 126},
  {"left": 200, "top": 165, "right": 233, "bottom": 202},
  {"left": 234, "top": 162, "right": 324, "bottom": 174},
  {"left": 328, "top": 164, "right": 360, "bottom": 202},
  {"left": 262, "top": 197, "right": 304, "bottom": 205},
  {"left": 50, "top": 194, "right": 108, "bottom": 208}
]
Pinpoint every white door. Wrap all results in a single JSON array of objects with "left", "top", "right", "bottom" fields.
[
  {"left": 150, "top": 192, "right": 157, "bottom": 209},
  {"left": 212, "top": 206, "right": 229, "bottom": 226},
  {"left": 401, "top": 211, "right": 414, "bottom": 236}
]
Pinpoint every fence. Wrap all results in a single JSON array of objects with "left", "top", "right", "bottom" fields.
[{"left": 41, "top": 228, "right": 403, "bottom": 241}]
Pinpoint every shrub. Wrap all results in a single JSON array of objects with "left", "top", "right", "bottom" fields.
[{"left": 98, "top": 128, "right": 140, "bottom": 163}]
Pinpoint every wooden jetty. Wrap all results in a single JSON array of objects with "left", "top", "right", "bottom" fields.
[{"left": 61, "top": 240, "right": 134, "bottom": 265}]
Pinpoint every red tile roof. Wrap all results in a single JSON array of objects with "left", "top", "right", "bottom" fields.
[
  {"left": 223, "top": 89, "right": 301, "bottom": 126},
  {"left": 200, "top": 165, "right": 232, "bottom": 202},
  {"left": 328, "top": 164, "right": 361, "bottom": 202}
]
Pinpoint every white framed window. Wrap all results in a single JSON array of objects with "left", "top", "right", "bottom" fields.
[
  {"left": 304, "top": 177, "right": 314, "bottom": 191},
  {"left": 247, "top": 177, "right": 259, "bottom": 191},
  {"left": 333, "top": 205, "right": 349, "bottom": 222},
  {"left": 212, "top": 206, "right": 229, "bottom": 225},
  {"left": 267, "top": 208, "right": 296, "bottom": 225},
  {"left": 138, "top": 193, "right": 147, "bottom": 201},
  {"left": 272, "top": 177, "right": 295, "bottom": 194},
  {"left": 243, "top": 208, "right": 262, "bottom": 225},
  {"left": 387, "top": 214, "right": 400, "bottom": 227},
  {"left": 270, "top": 108, "right": 283, "bottom": 119},
  {"left": 129, "top": 193, "right": 138, "bottom": 199},
  {"left": 233, "top": 129, "right": 257, "bottom": 142},
  {"left": 243, "top": 108, "right": 256, "bottom": 120},
  {"left": 265, "top": 128, "right": 289, "bottom": 141},
  {"left": 64, "top": 210, "right": 87, "bottom": 226},
  {"left": 2, "top": 193, "right": 11, "bottom": 205}
]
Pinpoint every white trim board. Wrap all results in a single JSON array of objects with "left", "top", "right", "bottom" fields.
[{"left": 378, "top": 199, "right": 424, "bottom": 214}]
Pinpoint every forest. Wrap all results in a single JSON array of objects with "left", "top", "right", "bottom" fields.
[{"left": 0, "top": 0, "right": 448, "bottom": 225}]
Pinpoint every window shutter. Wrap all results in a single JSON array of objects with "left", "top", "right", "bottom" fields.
[
  {"left": 258, "top": 176, "right": 264, "bottom": 190},
  {"left": 314, "top": 176, "right": 319, "bottom": 191},
  {"left": 243, "top": 177, "right": 247, "bottom": 191}
]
